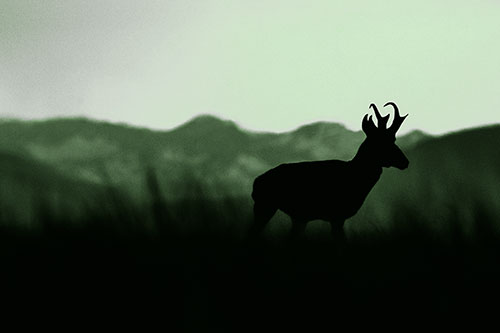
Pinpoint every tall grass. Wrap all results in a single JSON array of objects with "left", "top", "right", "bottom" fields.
[{"left": 1, "top": 170, "right": 500, "bottom": 329}]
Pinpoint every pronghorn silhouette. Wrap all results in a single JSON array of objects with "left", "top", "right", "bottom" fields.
[{"left": 250, "top": 102, "right": 409, "bottom": 241}]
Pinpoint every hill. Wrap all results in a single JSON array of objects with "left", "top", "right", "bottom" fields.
[
  {"left": 0, "top": 150, "right": 107, "bottom": 225},
  {"left": 0, "top": 116, "right": 498, "bottom": 324},
  {"left": 0, "top": 115, "right": 431, "bottom": 198},
  {"left": 351, "top": 124, "right": 500, "bottom": 236},
  {"left": 0, "top": 114, "right": 499, "bottom": 238}
]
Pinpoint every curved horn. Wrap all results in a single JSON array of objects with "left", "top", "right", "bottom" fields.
[
  {"left": 362, "top": 114, "right": 377, "bottom": 137},
  {"left": 384, "top": 102, "right": 408, "bottom": 134},
  {"left": 369, "top": 103, "right": 389, "bottom": 129}
]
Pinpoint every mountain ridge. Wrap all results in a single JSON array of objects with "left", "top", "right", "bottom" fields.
[
  {"left": 4, "top": 114, "right": 493, "bottom": 200},
  {"left": 0, "top": 114, "right": 431, "bottom": 138},
  {"left": 0, "top": 115, "right": 499, "bottom": 231}
]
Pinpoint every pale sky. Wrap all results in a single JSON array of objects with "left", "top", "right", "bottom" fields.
[{"left": 1, "top": 0, "right": 499, "bottom": 134}]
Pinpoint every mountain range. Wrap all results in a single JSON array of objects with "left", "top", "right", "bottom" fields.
[
  {"left": 0, "top": 115, "right": 430, "bottom": 198},
  {"left": 1, "top": 114, "right": 499, "bottom": 231}
]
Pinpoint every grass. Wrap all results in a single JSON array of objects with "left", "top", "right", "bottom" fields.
[{"left": 1, "top": 174, "right": 500, "bottom": 330}]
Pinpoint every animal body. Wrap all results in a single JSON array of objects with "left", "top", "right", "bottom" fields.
[{"left": 250, "top": 102, "right": 409, "bottom": 241}]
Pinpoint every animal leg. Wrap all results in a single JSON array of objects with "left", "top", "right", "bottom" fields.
[
  {"left": 290, "top": 218, "right": 307, "bottom": 241},
  {"left": 330, "top": 220, "right": 346, "bottom": 246},
  {"left": 248, "top": 202, "right": 277, "bottom": 239}
]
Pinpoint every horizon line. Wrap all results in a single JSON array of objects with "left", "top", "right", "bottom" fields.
[{"left": 0, "top": 113, "right": 497, "bottom": 137}]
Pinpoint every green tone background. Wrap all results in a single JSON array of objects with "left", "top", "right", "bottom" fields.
[
  {"left": 1, "top": 0, "right": 499, "bottom": 134},
  {"left": 1, "top": 2, "right": 500, "bottom": 323}
]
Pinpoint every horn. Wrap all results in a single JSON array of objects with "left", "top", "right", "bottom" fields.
[
  {"left": 369, "top": 103, "right": 390, "bottom": 129},
  {"left": 384, "top": 102, "right": 408, "bottom": 134},
  {"left": 362, "top": 114, "right": 377, "bottom": 136}
]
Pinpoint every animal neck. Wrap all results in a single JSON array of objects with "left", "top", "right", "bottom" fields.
[{"left": 350, "top": 139, "right": 383, "bottom": 180}]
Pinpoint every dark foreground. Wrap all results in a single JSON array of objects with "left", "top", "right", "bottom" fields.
[{"left": 1, "top": 198, "right": 500, "bottom": 331}]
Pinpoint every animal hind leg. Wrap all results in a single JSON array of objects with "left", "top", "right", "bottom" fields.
[
  {"left": 330, "top": 220, "right": 346, "bottom": 249},
  {"left": 248, "top": 202, "right": 277, "bottom": 239},
  {"left": 289, "top": 218, "right": 307, "bottom": 241}
]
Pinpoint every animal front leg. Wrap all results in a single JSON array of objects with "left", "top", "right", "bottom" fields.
[
  {"left": 330, "top": 220, "right": 346, "bottom": 245},
  {"left": 289, "top": 218, "right": 307, "bottom": 241}
]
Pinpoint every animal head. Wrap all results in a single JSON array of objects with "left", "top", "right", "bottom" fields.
[{"left": 361, "top": 102, "right": 409, "bottom": 170}]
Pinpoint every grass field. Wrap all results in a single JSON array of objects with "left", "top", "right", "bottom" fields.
[{"left": 1, "top": 173, "right": 500, "bottom": 330}]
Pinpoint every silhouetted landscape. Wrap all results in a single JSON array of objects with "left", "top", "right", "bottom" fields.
[{"left": 1, "top": 115, "right": 500, "bottom": 328}]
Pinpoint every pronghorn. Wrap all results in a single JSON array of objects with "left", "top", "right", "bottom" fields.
[{"left": 250, "top": 102, "right": 408, "bottom": 241}]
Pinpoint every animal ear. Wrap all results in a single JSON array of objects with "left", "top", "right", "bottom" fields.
[{"left": 362, "top": 114, "right": 377, "bottom": 137}]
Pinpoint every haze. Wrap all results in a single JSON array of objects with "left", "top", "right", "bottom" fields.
[{"left": 1, "top": 1, "right": 499, "bottom": 134}]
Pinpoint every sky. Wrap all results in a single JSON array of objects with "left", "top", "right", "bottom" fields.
[{"left": 1, "top": 0, "right": 499, "bottom": 135}]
